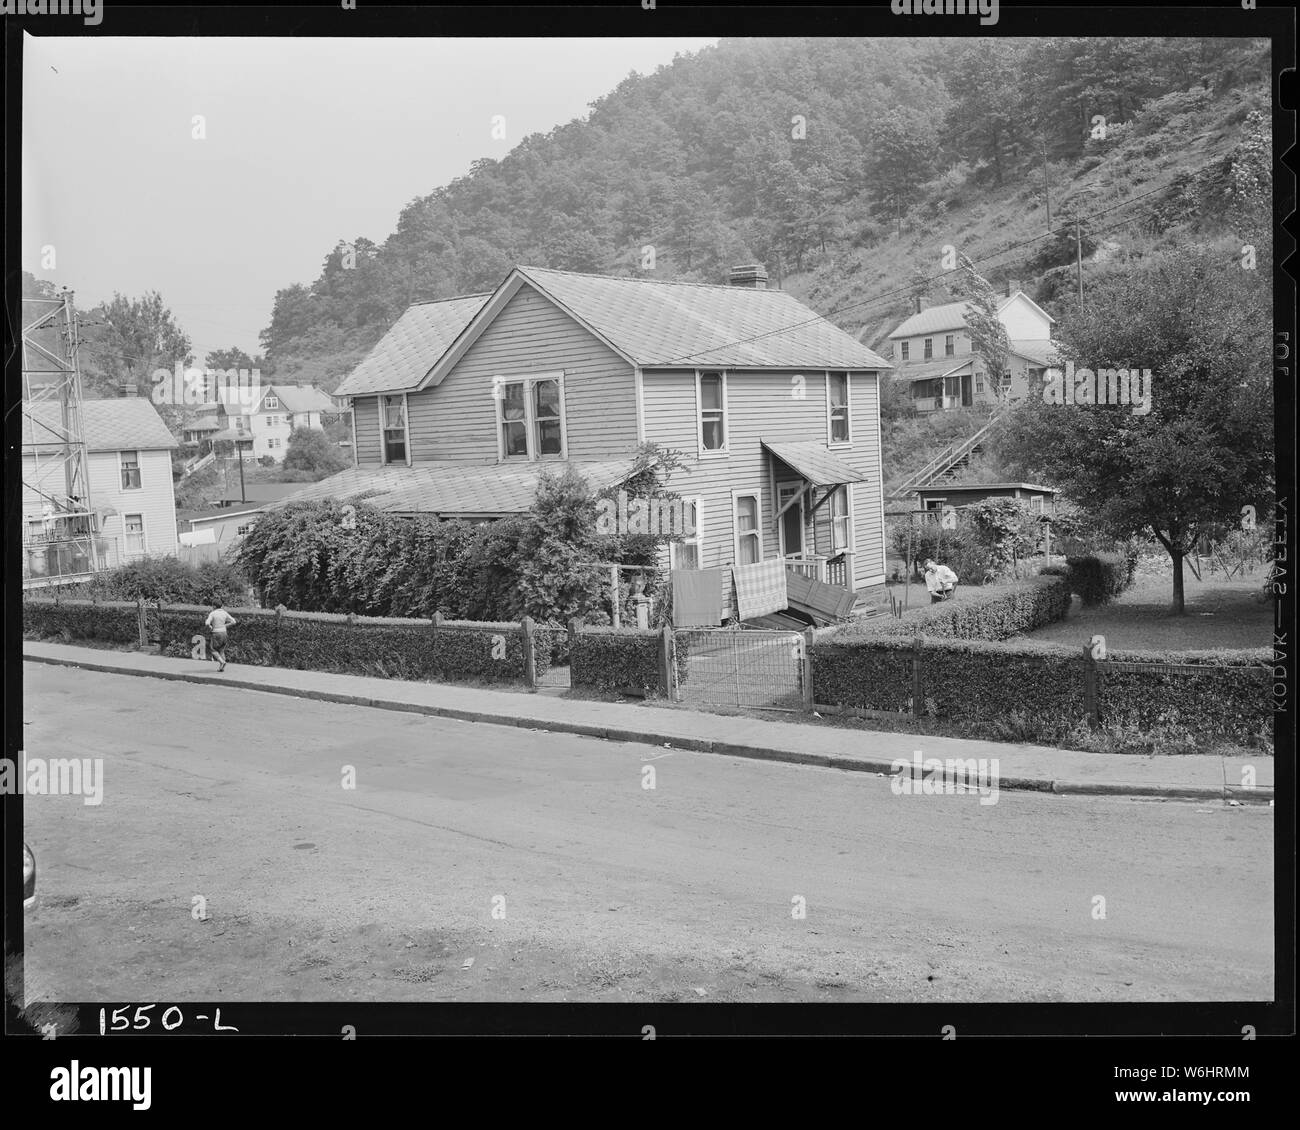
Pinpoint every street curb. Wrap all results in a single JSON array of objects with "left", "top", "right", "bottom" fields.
[{"left": 24, "top": 651, "right": 1273, "bottom": 803}]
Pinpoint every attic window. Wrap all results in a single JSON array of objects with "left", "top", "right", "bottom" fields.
[{"left": 265, "top": 396, "right": 279, "bottom": 409}]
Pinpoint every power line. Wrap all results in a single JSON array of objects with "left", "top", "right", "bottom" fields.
[{"left": 653, "top": 156, "right": 1234, "bottom": 366}]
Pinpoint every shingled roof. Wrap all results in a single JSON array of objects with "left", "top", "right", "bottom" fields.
[
  {"left": 266, "top": 458, "right": 639, "bottom": 517},
  {"left": 508, "top": 266, "right": 893, "bottom": 371},
  {"left": 23, "top": 397, "right": 178, "bottom": 452},
  {"left": 336, "top": 267, "right": 891, "bottom": 398},
  {"left": 334, "top": 293, "right": 491, "bottom": 397}
]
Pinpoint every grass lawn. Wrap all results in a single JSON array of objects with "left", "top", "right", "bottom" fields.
[{"left": 1015, "top": 570, "right": 1273, "bottom": 652}]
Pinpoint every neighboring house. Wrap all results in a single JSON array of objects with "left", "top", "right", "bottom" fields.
[
  {"left": 880, "top": 281, "right": 1059, "bottom": 412},
  {"left": 194, "top": 383, "right": 336, "bottom": 462},
  {"left": 913, "top": 481, "right": 1059, "bottom": 517},
  {"left": 285, "top": 263, "right": 894, "bottom": 604},
  {"left": 177, "top": 502, "right": 265, "bottom": 555},
  {"left": 22, "top": 397, "right": 180, "bottom": 578}
]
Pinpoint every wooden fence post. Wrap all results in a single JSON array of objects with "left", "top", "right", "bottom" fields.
[
  {"left": 802, "top": 627, "right": 816, "bottom": 712},
  {"left": 156, "top": 599, "right": 165, "bottom": 653},
  {"left": 659, "top": 623, "right": 676, "bottom": 701},
  {"left": 275, "top": 603, "right": 286, "bottom": 665},
  {"left": 522, "top": 616, "right": 537, "bottom": 687},
  {"left": 432, "top": 610, "right": 443, "bottom": 635},
  {"left": 568, "top": 617, "right": 582, "bottom": 685},
  {"left": 911, "top": 634, "right": 924, "bottom": 717},
  {"left": 1082, "top": 641, "right": 1099, "bottom": 727},
  {"left": 137, "top": 597, "right": 147, "bottom": 647}
]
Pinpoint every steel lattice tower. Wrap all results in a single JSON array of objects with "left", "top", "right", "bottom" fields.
[{"left": 21, "top": 290, "right": 103, "bottom": 586}]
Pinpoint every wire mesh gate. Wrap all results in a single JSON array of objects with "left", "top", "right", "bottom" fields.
[
  {"left": 675, "top": 627, "right": 806, "bottom": 711},
  {"left": 532, "top": 624, "right": 571, "bottom": 689}
]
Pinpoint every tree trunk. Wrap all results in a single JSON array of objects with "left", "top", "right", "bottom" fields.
[{"left": 1170, "top": 547, "right": 1185, "bottom": 614}]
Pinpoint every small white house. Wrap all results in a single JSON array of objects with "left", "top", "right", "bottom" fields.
[
  {"left": 881, "top": 281, "right": 1060, "bottom": 412},
  {"left": 200, "top": 383, "right": 336, "bottom": 462},
  {"left": 22, "top": 397, "right": 180, "bottom": 577}
]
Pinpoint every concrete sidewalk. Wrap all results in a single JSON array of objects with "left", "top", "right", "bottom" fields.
[{"left": 24, "top": 641, "right": 1274, "bottom": 802}]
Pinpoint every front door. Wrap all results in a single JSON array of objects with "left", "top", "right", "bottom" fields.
[
  {"left": 777, "top": 483, "right": 805, "bottom": 557},
  {"left": 961, "top": 373, "right": 973, "bottom": 407}
]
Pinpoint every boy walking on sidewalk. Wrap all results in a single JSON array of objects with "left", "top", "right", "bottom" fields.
[{"left": 205, "top": 603, "right": 237, "bottom": 671}]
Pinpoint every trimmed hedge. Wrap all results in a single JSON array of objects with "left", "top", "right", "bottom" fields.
[
  {"left": 570, "top": 626, "right": 675, "bottom": 695},
  {"left": 843, "top": 575, "right": 1072, "bottom": 642},
  {"left": 1064, "top": 552, "right": 1134, "bottom": 606},
  {"left": 24, "top": 599, "right": 140, "bottom": 645},
  {"left": 808, "top": 633, "right": 1271, "bottom": 743},
  {"left": 30, "top": 599, "right": 540, "bottom": 686},
  {"left": 1097, "top": 647, "right": 1273, "bottom": 743},
  {"left": 807, "top": 635, "right": 916, "bottom": 713},
  {"left": 920, "top": 638, "right": 1086, "bottom": 724}
]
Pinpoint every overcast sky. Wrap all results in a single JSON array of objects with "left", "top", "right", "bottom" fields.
[{"left": 22, "top": 36, "right": 720, "bottom": 364}]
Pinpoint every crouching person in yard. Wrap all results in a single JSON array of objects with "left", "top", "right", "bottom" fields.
[
  {"left": 205, "top": 602, "right": 237, "bottom": 672},
  {"left": 923, "top": 558, "right": 958, "bottom": 603}
]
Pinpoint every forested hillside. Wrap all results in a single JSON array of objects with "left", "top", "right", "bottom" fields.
[{"left": 255, "top": 36, "right": 1270, "bottom": 398}]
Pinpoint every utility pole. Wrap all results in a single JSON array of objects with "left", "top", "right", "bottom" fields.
[
  {"left": 1075, "top": 218, "right": 1084, "bottom": 307},
  {"left": 1041, "top": 140, "right": 1051, "bottom": 230}
]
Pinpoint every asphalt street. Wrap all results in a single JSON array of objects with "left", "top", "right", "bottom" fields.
[{"left": 21, "top": 662, "right": 1274, "bottom": 1003}]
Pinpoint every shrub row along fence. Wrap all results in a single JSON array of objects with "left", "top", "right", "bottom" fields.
[
  {"left": 22, "top": 598, "right": 682, "bottom": 694},
  {"left": 808, "top": 635, "right": 1272, "bottom": 745},
  {"left": 25, "top": 593, "right": 1272, "bottom": 743}
]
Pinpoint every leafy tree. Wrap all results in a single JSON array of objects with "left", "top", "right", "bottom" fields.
[
  {"left": 945, "top": 254, "right": 1009, "bottom": 399},
  {"left": 993, "top": 247, "right": 1272, "bottom": 612},
  {"left": 281, "top": 426, "right": 349, "bottom": 478}
]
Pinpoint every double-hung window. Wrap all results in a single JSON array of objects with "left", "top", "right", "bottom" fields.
[
  {"left": 827, "top": 372, "right": 850, "bottom": 445},
  {"left": 830, "top": 486, "right": 851, "bottom": 552},
  {"left": 497, "top": 373, "right": 565, "bottom": 460},
  {"left": 124, "top": 513, "right": 146, "bottom": 556},
  {"left": 900, "top": 341, "right": 910, "bottom": 361},
  {"left": 120, "top": 451, "right": 141, "bottom": 490},
  {"left": 923, "top": 337, "right": 933, "bottom": 360},
  {"left": 698, "top": 372, "right": 726, "bottom": 453},
  {"left": 381, "top": 394, "right": 408, "bottom": 464},
  {"left": 265, "top": 396, "right": 279, "bottom": 409},
  {"left": 670, "top": 497, "right": 704, "bottom": 570},
  {"left": 733, "top": 491, "right": 761, "bottom": 565},
  {"left": 945, "top": 334, "right": 955, "bottom": 357}
]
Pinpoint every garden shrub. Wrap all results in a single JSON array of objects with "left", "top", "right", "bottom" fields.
[
  {"left": 69, "top": 556, "right": 248, "bottom": 606},
  {"left": 1096, "top": 646, "right": 1272, "bottom": 745},
  {"left": 24, "top": 599, "right": 140, "bottom": 646},
  {"left": 843, "top": 575, "right": 1072, "bottom": 641},
  {"left": 570, "top": 627, "right": 665, "bottom": 695},
  {"left": 1065, "top": 552, "right": 1133, "bottom": 606}
]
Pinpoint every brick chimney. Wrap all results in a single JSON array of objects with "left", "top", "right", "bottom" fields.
[
  {"left": 1006, "top": 278, "right": 1021, "bottom": 297},
  {"left": 913, "top": 294, "right": 927, "bottom": 314},
  {"left": 728, "top": 263, "right": 768, "bottom": 290}
]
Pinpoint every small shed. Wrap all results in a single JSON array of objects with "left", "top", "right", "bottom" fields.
[{"left": 913, "top": 481, "right": 1059, "bottom": 517}]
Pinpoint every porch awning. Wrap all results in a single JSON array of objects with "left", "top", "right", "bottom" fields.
[{"left": 761, "top": 441, "right": 868, "bottom": 487}]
